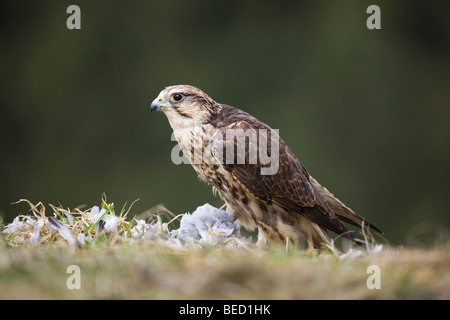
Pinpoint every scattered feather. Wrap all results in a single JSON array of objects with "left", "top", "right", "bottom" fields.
[
  {"left": 47, "top": 217, "right": 76, "bottom": 244},
  {"left": 77, "top": 233, "right": 93, "bottom": 246}
]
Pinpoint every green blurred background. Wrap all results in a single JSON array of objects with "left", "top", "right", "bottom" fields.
[{"left": 1, "top": 0, "right": 449, "bottom": 245}]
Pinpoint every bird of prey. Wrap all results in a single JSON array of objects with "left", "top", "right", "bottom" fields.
[{"left": 150, "top": 85, "right": 382, "bottom": 250}]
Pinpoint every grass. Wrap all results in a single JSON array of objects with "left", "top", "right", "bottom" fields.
[
  {"left": 0, "top": 242, "right": 449, "bottom": 299},
  {"left": 1, "top": 200, "right": 449, "bottom": 299}
]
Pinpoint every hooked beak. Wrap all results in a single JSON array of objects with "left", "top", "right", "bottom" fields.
[{"left": 150, "top": 99, "right": 165, "bottom": 113}]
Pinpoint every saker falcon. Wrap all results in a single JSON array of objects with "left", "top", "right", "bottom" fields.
[{"left": 150, "top": 85, "right": 382, "bottom": 250}]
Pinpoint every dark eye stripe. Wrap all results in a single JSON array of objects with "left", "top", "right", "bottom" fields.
[{"left": 174, "top": 107, "right": 191, "bottom": 118}]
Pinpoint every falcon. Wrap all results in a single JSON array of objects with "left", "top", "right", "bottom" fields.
[{"left": 150, "top": 85, "right": 382, "bottom": 250}]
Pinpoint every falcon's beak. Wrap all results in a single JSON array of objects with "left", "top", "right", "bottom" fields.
[{"left": 150, "top": 99, "right": 166, "bottom": 113}]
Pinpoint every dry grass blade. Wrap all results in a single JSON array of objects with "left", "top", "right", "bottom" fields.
[
  {"left": 134, "top": 203, "right": 176, "bottom": 221},
  {"left": 12, "top": 199, "right": 46, "bottom": 219}
]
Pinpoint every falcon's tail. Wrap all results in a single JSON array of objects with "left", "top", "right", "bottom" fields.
[{"left": 309, "top": 176, "right": 383, "bottom": 235}]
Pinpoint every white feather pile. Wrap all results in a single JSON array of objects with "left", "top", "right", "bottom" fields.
[
  {"left": 2, "top": 202, "right": 250, "bottom": 249},
  {"left": 129, "top": 203, "right": 251, "bottom": 249},
  {"left": 172, "top": 203, "right": 250, "bottom": 248}
]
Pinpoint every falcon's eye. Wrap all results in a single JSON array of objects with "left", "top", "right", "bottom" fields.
[{"left": 173, "top": 93, "right": 183, "bottom": 102}]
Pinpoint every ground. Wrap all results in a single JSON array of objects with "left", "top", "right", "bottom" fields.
[
  {"left": 1, "top": 200, "right": 449, "bottom": 299},
  {"left": 0, "top": 242, "right": 449, "bottom": 299}
]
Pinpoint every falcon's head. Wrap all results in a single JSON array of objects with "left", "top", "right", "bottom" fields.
[{"left": 150, "top": 85, "right": 221, "bottom": 123}]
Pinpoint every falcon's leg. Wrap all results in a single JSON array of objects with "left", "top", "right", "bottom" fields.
[
  {"left": 311, "top": 223, "right": 335, "bottom": 251},
  {"left": 256, "top": 228, "right": 268, "bottom": 247}
]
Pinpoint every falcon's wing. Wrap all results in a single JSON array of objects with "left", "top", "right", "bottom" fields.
[{"left": 210, "top": 116, "right": 348, "bottom": 236}]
